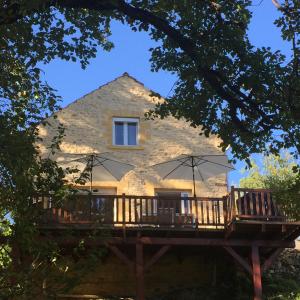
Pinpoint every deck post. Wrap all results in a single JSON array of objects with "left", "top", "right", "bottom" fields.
[
  {"left": 122, "top": 193, "right": 126, "bottom": 225},
  {"left": 223, "top": 196, "right": 228, "bottom": 228},
  {"left": 262, "top": 248, "right": 283, "bottom": 273},
  {"left": 251, "top": 245, "right": 262, "bottom": 300},
  {"left": 136, "top": 240, "right": 145, "bottom": 300},
  {"left": 231, "top": 186, "right": 236, "bottom": 219}
]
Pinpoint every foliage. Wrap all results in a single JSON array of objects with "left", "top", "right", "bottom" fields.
[
  {"left": 0, "top": 0, "right": 299, "bottom": 163},
  {"left": 264, "top": 276, "right": 300, "bottom": 300},
  {"left": 239, "top": 153, "right": 300, "bottom": 219},
  {"left": 0, "top": 114, "right": 106, "bottom": 298}
]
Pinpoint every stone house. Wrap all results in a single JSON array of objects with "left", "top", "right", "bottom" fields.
[
  {"left": 37, "top": 73, "right": 298, "bottom": 300},
  {"left": 38, "top": 72, "right": 229, "bottom": 198}
]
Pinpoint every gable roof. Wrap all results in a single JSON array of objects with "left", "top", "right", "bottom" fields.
[{"left": 59, "top": 72, "right": 161, "bottom": 113}]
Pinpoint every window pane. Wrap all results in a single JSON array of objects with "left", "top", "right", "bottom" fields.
[
  {"left": 127, "top": 122, "right": 137, "bottom": 145},
  {"left": 115, "top": 122, "right": 124, "bottom": 145}
]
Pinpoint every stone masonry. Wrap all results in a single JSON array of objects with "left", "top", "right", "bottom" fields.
[{"left": 37, "top": 73, "right": 229, "bottom": 197}]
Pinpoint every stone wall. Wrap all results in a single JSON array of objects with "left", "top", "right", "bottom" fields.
[{"left": 37, "top": 73, "right": 229, "bottom": 197}]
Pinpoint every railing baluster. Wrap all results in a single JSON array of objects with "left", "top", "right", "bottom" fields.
[
  {"left": 177, "top": 199, "right": 181, "bottom": 225},
  {"left": 156, "top": 197, "right": 159, "bottom": 224},
  {"left": 157, "top": 197, "right": 161, "bottom": 224},
  {"left": 122, "top": 193, "right": 126, "bottom": 224},
  {"left": 243, "top": 191, "right": 248, "bottom": 215},
  {"left": 261, "top": 192, "right": 266, "bottom": 216},
  {"left": 237, "top": 190, "right": 241, "bottom": 215},
  {"left": 266, "top": 192, "right": 272, "bottom": 216},
  {"left": 167, "top": 199, "right": 170, "bottom": 224},
  {"left": 211, "top": 201, "right": 215, "bottom": 225},
  {"left": 249, "top": 192, "right": 254, "bottom": 215},
  {"left": 223, "top": 196, "right": 228, "bottom": 227},
  {"left": 129, "top": 197, "right": 132, "bottom": 223},
  {"left": 272, "top": 194, "right": 279, "bottom": 217},
  {"left": 255, "top": 192, "right": 260, "bottom": 216},
  {"left": 116, "top": 196, "right": 119, "bottom": 223},
  {"left": 231, "top": 186, "right": 236, "bottom": 220},
  {"left": 173, "top": 199, "right": 176, "bottom": 226},
  {"left": 206, "top": 200, "right": 209, "bottom": 224},
  {"left": 217, "top": 199, "right": 221, "bottom": 225},
  {"left": 195, "top": 198, "right": 199, "bottom": 226},
  {"left": 200, "top": 200, "right": 204, "bottom": 224},
  {"left": 184, "top": 198, "right": 188, "bottom": 225},
  {"left": 189, "top": 198, "right": 193, "bottom": 225},
  {"left": 150, "top": 198, "right": 154, "bottom": 219},
  {"left": 140, "top": 198, "right": 143, "bottom": 224},
  {"left": 134, "top": 197, "right": 137, "bottom": 224}
]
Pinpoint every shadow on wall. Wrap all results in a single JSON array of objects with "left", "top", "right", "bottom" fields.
[{"left": 36, "top": 76, "right": 228, "bottom": 196}]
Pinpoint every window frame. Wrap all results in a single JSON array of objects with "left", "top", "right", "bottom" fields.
[
  {"left": 112, "top": 117, "right": 139, "bottom": 146},
  {"left": 180, "top": 192, "right": 191, "bottom": 214}
]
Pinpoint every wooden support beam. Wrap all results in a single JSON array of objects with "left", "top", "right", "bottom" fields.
[
  {"left": 225, "top": 223, "right": 235, "bottom": 239},
  {"left": 285, "top": 226, "right": 300, "bottom": 241},
  {"left": 224, "top": 246, "right": 252, "bottom": 275},
  {"left": 262, "top": 248, "right": 283, "bottom": 273},
  {"left": 105, "top": 243, "right": 134, "bottom": 271},
  {"left": 140, "top": 237, "right": 295, "bottom": 248},
  {"left": 41, "top": 236, "right": 296, "bottom": 248},
  {"left": 136, "top": 242, "right": 145, "bottom": 300},
  {"left": 145, "top": 245, "right": 171, "bottom": 271},
  {"left": 252, "top": 245, "right": 262, "bottom": 300}
]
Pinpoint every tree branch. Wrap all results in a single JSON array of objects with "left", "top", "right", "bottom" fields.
[{"left": 0, "top": 0, "right": 277, "bottom": 132}]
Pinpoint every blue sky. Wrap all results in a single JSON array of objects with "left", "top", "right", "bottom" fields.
[{"left": 41, "top": 1, "right": 292, "bottom": 187}]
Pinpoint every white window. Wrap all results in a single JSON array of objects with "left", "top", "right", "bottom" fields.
[
  {"left": 113, "top": 117, "right": 139, "bottom": 146},
  {"left": 181, "top": 192, "right": 191, "bottom": 214}
]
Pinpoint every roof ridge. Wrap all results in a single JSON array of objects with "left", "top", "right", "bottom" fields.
[{"left": 96, "top": 72, "right": 145, "bottom": 91}]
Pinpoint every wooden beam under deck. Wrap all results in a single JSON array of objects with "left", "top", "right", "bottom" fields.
[
  {"left": 42, "top": 235, "right": 296, "bottom": 248},
  {"left": 139, "top": 237, "right": 295, "bottom": 248},
  {"left": 104, "top": 242, "right": 134, "bottom": 271},
  {"left": 144, "top": 245, "right": 171, "bottom": 271},
  {"left": 262, "top": 248, "right": 283, "bottom": 273},
  {"left": 224, "top": 246, "right": 252, "bottom": 275}
]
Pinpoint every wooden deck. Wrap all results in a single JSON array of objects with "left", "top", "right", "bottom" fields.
[{"left": 37, "top": 187, "right": 300, "bottom": 300}]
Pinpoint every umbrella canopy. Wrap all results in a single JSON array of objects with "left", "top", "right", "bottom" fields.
[
  {"left": 60, "top": 152, "right": 134, "bottom": 191},
  {"left": 152, "top": 154, "right": 234, "bottom": 197}
]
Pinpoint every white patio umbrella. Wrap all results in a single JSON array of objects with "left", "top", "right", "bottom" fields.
[
  {"left": 151, "top": 154, "right": 234, "bottom": 197},
  {"left": 60, "top": 152, "right": 134, "bottom": 191}
]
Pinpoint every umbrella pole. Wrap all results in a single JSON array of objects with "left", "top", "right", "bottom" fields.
[
  {"left": 90, "top": 170, "right": 93, "bottom": 193},
  {"left": 192, "top": 157, "right": 196, "bottom": 198}
]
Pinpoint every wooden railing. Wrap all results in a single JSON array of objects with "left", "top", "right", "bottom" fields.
[
  {"left": 37, "top": 188, "right": 292, "bottom": 229},
  {"left": 39, "top": 194, "right": 226, "bottom": 228},
  {"left": 227, "top": 187, "right": 287, "bottom": 222}
]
